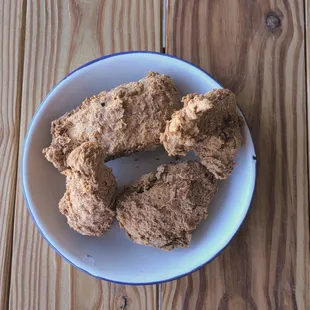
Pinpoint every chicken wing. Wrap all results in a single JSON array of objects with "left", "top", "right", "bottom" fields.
[
  {"left": 116, "top": 161, "right": 218, "bottom": 250},
  {"left": 44, "top": 72, "right": 180, "bottom": 171},
  {"left": 160, "top": 89, "right": 243, "bottom": 179},
  {"left": 59, "top": 142, "right": 117, "bottom": 236}
]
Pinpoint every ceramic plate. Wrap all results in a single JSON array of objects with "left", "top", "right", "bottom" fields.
[{"left": 22, "top": 52, "right": 256, "bottom": 284}]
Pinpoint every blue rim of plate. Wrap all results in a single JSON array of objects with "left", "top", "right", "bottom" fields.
[{"left": 22, "top": 51, "right": 257, "bottom": 286}]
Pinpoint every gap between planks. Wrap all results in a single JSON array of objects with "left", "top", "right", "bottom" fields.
[
  {"left": 158, "top": 0, "right": 167, "bottom": 307},
  {"left": 5, "top": 0, "right": 27, "bottom": 309},
  {"left": 305, "top": 0, "right": 310, "bottom": 240}
]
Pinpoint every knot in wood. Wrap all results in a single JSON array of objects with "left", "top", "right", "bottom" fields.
[
  {"left": 118, "top": 296, "right": 130, "bottom": 309},
  {"left": 265, "top": 11, "right": 281, "bottom": 30}
]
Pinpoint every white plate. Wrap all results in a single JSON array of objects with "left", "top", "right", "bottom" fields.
[{"left": 22, "top": 52, "right": 256, "bottom": 284}]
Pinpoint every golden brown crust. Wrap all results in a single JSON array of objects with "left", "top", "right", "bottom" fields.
[
  {"left": 160, "top": 89, "right": 243, "bottom": 179},
  {"left": 116, "top": 161, "right": 218, "bottom": 250},
  {"left": 59, "top": 142, "right": 117, "bottom": 236},
  {"left": 43, "top": 72, "right": 180, "bottom": 171}
]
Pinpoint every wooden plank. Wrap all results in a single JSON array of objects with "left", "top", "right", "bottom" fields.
[
  {"left": 163, "top": 0, "right": 309, "bottom": 309},
  {"left": 306, "top": 0, "right": 310, "bottom": 218},
  {"left": 9, "top": 1, "right": 161, "bottom": 309},
  {"left": 0, "top": 1, "right": 24, "bottom": 309}
]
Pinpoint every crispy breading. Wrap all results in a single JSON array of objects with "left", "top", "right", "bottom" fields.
[
  {"left": 116, "top": 161, "right": 218, "bottom": 250},
  {"left": 59, "top": 142, "right": 117, "bottom": 236},
  {"left": 160, "top": 89, "right": 243, "bottom": 179},
  {"left": 44, "top": 72, "right": 180, "bottom": 171}
]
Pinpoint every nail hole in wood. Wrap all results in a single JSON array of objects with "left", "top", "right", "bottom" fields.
[{"left": 265, "top": 11, "right": 282, "bottom": 30}]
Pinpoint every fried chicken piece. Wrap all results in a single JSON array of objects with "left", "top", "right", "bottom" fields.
[
  {"left": 59, "top": 142, "right": 117, "bottom": 236},
  {"left": 160, "top": 89, "right": 244, "bottom": 179},
  {"left": 43, "top": 72, "right": 180, "bottom": 171},
  {"left": 116, "top": 161, "right": 218, "bottom": 250}
]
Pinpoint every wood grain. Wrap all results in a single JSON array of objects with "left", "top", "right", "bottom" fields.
[
  {"left": 163, "top": 0, "right": 309, "bottom": 309},
  {"left": 307, "top": 0, "right": 310, "bottom": 209},
  {"left": 9, "top": 1, "right": 160, "bottom": 309},
  {"left": 0, "top": 1, "right": 24, "bottom": 309}
]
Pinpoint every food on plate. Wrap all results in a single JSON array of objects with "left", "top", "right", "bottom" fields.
[
  {"left": 43, "top": 72, "right": 180, "bottom": 171},
  {"left": 116, "top": 161, "right": 218, "bottom": 250},
  {"left": 160, "top": 89, "right": 243, "bottom": 179},
  {"left": 43, "top": 69, "right": 242, "bottom": 248},
  {"left": 59, "top": 142, "right": 117, "bottom": 236}
]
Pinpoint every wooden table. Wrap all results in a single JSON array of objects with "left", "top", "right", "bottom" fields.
[{"left": 1, "top": 0, "right": 309, "bottom": 309}]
